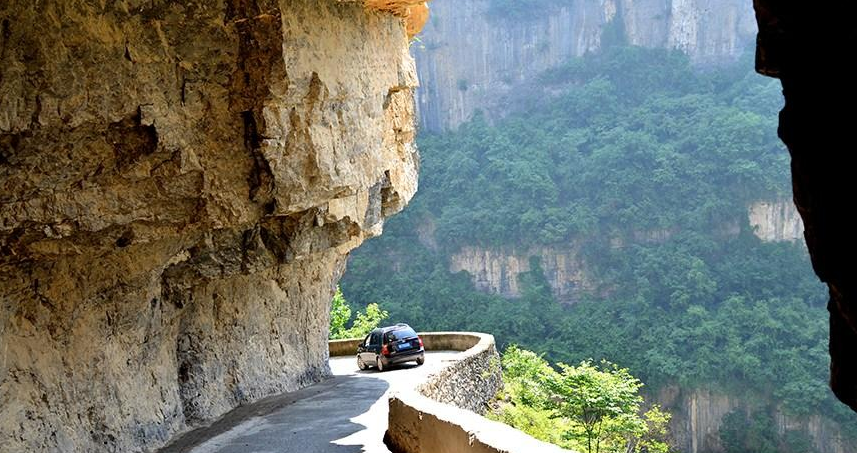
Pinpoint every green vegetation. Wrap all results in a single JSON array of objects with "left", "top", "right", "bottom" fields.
[
  {"left": 492, "top": 347, "right": 671, "bottom": 453},
  {"left": 719, "top": 408, "right": 819, "bottom": 453},
  {"left": 328, "top": 287, "right": 388, "bottom": 340},
  {"left": 341, "top": 45, "right": 857, "bottom": 449},
  {"left": 487, "top": 0, "right": 569, "bottom": 20}
]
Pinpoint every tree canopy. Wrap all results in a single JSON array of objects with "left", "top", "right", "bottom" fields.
[{"left": 340, "top": 46, "right": 857, "bottom": 449}]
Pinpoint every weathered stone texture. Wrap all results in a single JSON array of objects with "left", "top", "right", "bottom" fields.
[
  {"left": 655, "top": 386, "right": 852, "bottom": 453},
  {"left": 748, "top": 198, "right": 804, "bottom": 242},
  {"left": 416, "top": 333, "right": 502, "bottom": 415},
  {"left": 449, "top": 246, "right": 592, "bottom": 303},
  {"left": 0, "top": 1, "right": 420, "bottom": 452}
]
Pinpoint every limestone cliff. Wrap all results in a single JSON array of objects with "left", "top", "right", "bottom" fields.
[
  {"left": 655, "top": 386, "right": 853, "bottom": 453},
  {"left": 749, "top": 199, "right": 804, "bottom": 242},
  {"left": 448, "top": 200, "right": 795, "bottom": 302},
  {"left": 0, "top": 1, "right": 423, "bottom": 452},
  {"left": 449, "top": 246, "right": 592, "bottom": 304},
  {"left": 413, "top": 0, "right": 757, "bottom": 131}
]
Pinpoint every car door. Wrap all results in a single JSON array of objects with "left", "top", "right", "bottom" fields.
[
  {"left": 358, "top": 334, "right": 372, "bottom": 362},
  {"left": 369, "top": 331, "right": 381, "bottom": 357}
]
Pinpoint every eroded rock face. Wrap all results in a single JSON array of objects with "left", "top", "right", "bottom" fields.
[
  {"left": 449, "top": 246, "right": 592, "bottom": 303},
  {"left": 753, "top": 0, "right": 857, "bottom": 412},
  {"left": 0, "top": 1, "right": 421, "bottom": 451},
  {"left": 748, "top": 199, "right": 804, "bottom": 242},
  {"left": 655, "top": 386, "right": 853, "bottom": 453},
  {"left": 414, "top": 0, "right": 756, "bottom": 131}
]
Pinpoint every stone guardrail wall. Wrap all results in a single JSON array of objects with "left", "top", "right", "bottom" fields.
[
  {"left": 415, "top": 332, "right": 501, "bottom": 414},
  {"left": 329, "top": 332, "right": 500, "bottom": 412},
  {"left": 328, "top": 331, "right": 572, "bottom": 453}
]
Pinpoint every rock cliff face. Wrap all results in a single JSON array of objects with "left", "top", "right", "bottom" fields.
[
  {"left": 449, "top": 246, "right": 591, "bottom": 303},
  {"left": 749, "top": 199, "right": 804, "bottom": 242},
  {"left": 656, "top": 386, "right": 852, "bottom": 453},
  {"left": 449, "top": 201, "right": 793, "bottom": 302},
  {"left": 413, "top": 0, "right": 757, "bottom": 131},
  {"left": 0, "top": 1, "right": 422, "bottom": 452}
]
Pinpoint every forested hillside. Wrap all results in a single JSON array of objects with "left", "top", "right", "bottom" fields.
[{"left": 341, "top": 46, "right": 857, "bottom": 452}]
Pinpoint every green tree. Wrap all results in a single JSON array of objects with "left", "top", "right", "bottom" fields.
[
  {"left": 492, "top": 347, "right": 672, "bottom": 453},
  {"left": 549, "top": 360, "right": 646, "bottom": 453},
  {"left": 329, "top": 287, "right": 389, "bottom": 339},
  {"left": 340, "top": 44, "right": 857, "bottom": 443},
  {"left": 343, "top": 303, "right": 389, "bottom": 339},
  {"left": 329, "top": 287, "right": 351, "bottom": 339}
]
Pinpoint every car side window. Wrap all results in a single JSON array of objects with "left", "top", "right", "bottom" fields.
[{"left": 363, "top": 335, "right": 371, "bottom": 347}]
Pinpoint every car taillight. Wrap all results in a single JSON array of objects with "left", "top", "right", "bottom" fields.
[
  {"left": 381, "top": 344, "right": 389, "bottom": 355},
  {"left": 418, "top": 337, "right": 424, "bottom": 348}
]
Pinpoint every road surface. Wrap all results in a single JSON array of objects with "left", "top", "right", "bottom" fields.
[{"left": 159, "top": 351, "right": 459, "bottom": 453}]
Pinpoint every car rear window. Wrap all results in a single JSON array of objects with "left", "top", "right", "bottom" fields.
[{"left": 385, "top": 327, "right": 417, "bottom": 342}]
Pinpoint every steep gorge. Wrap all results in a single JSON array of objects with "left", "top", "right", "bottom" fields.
[
  {"left": 341, "top": 2, "right": 854, "bottom": 450},
  {"left": 657, "top": 386, "right": 851, "bottom": 453},
  {"left": 0, "top": 1, "right": 424, "bottom": 452}
]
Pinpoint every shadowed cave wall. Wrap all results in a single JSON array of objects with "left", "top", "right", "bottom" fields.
[{"left": 754, "top": 0, "right": 857, "bottom": 412}]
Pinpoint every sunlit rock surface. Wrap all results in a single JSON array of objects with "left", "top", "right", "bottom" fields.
[{"left": 0, "top": 1, "right": 422, "bottom": 451}]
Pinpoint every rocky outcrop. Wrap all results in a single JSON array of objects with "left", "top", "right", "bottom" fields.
[
  {"left": 448, "top": 201, "right": 796, "bottom": 302},
  {"left": 656, "top": 386, "right": 853, "bottom": 453},
  {"left": 748, "top": 199, "right": 804, "bottom": 242},
  {"left": 754, "top": 0, "right": 857, "bottom": 413},
  {"left": 0, "top": 1, "right": 423, "bottom": 452},
  {"left": 449, "top": 246, "right": 592, "bottom": 303},
  {"left": 414, "top": 0, "right": 756, "bottom": 131}
]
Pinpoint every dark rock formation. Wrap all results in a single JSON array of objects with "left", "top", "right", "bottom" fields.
[{"left": 754, "top": 0, "right": 857, "bottom": 412}]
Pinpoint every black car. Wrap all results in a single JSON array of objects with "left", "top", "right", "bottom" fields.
[{"left": 357, "top": 324, "right": 425, "bottom": 371}]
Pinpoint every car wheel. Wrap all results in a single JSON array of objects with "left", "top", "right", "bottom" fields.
[
  {"left": 416, "top": 356, "right": 425, "bottom": 366},
  {"left": 376, "top": 357, "right": 386, "bottom": 372},
  {"left": 357, "top": 356, "right": 367, "bottom": 370}
]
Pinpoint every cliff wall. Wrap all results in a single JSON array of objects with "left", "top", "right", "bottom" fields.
[
  {"left": 0, "top": 1, "right": 422, "bottom": 452},
  {"left": 656, "top": 386, "right": 851, "bottom": 453},
  {"left": 413, "top": 0, "right": 757, "bottom": 131},
  {"left": 749, "top": 199, "right": 804, "bottom": 242},
  {"left": 448, "top": 200, "right": 801, "bottom": 302}
]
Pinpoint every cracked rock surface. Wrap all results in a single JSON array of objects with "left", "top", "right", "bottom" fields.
[{"left": 0, "top": 1, "right": 420, "bottom": 451}]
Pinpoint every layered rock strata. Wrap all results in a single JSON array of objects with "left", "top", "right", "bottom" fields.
[{"left": 0, "top": 1, "right": 424, "bottom": 451}]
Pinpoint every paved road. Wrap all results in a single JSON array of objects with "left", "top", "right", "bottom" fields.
[{"left": 160, "top": 351, "right": 459, "bottom": 453}]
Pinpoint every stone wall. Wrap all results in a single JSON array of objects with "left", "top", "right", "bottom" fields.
[
  {"left": 330, "top": 331, "right": 502, "bottom": 414},
  {"left": 416, "top": 332, "right": 502, "bottom": 414},
  {"left": 383, "top": 331, "right": 572, "bottom": 453}
]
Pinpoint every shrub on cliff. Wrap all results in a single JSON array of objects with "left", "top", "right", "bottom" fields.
[{"left": 491, "top": 346, "right": 672, "bottom": 453}]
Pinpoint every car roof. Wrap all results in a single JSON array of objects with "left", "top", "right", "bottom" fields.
[{"left": 374, "top": 323, "right": 413, "bottom": 334}]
